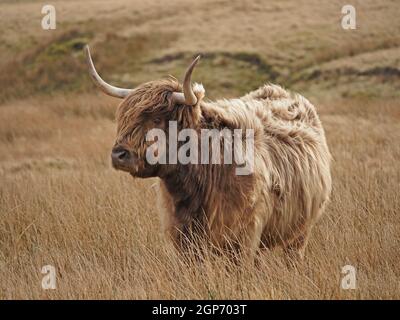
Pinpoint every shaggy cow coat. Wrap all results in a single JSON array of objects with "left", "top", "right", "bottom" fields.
[{"left": 115, "top": 79, "right": 332, "bottom": 260}]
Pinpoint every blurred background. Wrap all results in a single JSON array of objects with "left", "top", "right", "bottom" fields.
[
  {"left": 1, "top": 0, "right": 400, "bottom": 102},
  {"left": 0, "top": 0, "right": 399, "bottom": 299}
]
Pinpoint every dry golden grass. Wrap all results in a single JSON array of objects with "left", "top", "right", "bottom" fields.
[
  {"left": 0, "top": 0, "right": 399, "bottom": 299},
  {"left": 0, "top": 96, "right": 399, "bottom": 299}
]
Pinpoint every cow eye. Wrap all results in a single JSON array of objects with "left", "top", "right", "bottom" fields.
[{"left": 153, "top": 118, "right": 162, "bottom": 125}]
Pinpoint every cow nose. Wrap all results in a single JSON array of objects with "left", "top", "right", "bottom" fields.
[{"left": 111, "top": 147, "right": 130, "bottom": 164}]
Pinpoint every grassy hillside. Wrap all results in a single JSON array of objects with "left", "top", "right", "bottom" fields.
[
  {"left": 1, "top": 0, "right": 400, "bottom": 101},
  {"left": 0, "top": 0, "right": 399, "bottom": 299}
]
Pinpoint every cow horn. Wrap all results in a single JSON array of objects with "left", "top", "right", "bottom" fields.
[
  {"left": 171, "top": 55, "right": 201, "bottom": 106},
  {"left": 84, "top": 45, "right": 134, "bottom": 99}
]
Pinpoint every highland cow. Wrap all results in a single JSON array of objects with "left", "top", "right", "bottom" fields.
[{"left": 84, "top": 45, "right": 332, "bottom": 261}]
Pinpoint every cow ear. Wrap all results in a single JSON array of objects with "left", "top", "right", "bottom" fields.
[
  {"left": 176, "top": 83, "right": 204, "bottom": 127},
  {"left": 192, "top": 83, "right": 205, "bottom": 102},
  {"left": 190, "top": 82, "right": 205, "bottom": 123}
]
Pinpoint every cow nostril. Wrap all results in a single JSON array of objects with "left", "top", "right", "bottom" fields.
[
  {"left": 117, "top": 150, "right": 128, "bottom": 160},
  {"left": 112, "top": 147, "right": 130, "bottom": 162}
]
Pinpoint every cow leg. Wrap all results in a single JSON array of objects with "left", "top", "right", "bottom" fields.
[
  {"left": 283, "top": 228, "right": 310, "bottom": 266},
  {"left": 229, "top": 216, "right": 264, "bottom": 264},
  {"left": 283, "top": 201, "right": 325, "bottom": 264}
]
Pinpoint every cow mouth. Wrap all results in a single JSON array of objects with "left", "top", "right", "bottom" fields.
[
  {"left": 113, "top": 161, "right": 155, "bottom": 178},
  {"left": 111, "top": 152, "right": 158, "bottom": 178},
  {"left": 112, "top": 162, "right": 138, "bottom": 174},
  {"left": 111, "top": 147, "right": 141, "bottom": 174}
]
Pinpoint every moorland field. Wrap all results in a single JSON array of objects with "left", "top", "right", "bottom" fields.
[{"left": 0, "top": 0, "right": 399, "bottom": 299}]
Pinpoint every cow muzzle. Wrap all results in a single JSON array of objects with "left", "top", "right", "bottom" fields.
[{"left": 111, "top": 146, "right": 137, "bottom": 172}]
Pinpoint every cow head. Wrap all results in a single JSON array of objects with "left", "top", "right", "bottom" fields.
[{"left": 84, "top": 45, "right": 204, "bottom": 178}]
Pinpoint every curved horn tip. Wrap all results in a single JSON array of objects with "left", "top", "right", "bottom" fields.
[
  {"left": 84, "top": 44, "right": 90, "bottom": 55},
  {"left": 84, "top": 45, "right": 93, "bottom": 65},
  {"left": 186, "top": 55, "right": 201, "bottom": 70},
  {"left": 83, "top": 43, "right": 134, "bottom": 99},
  {"left": 192, "top": 55, "right": 201, "bottom": 64}
]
